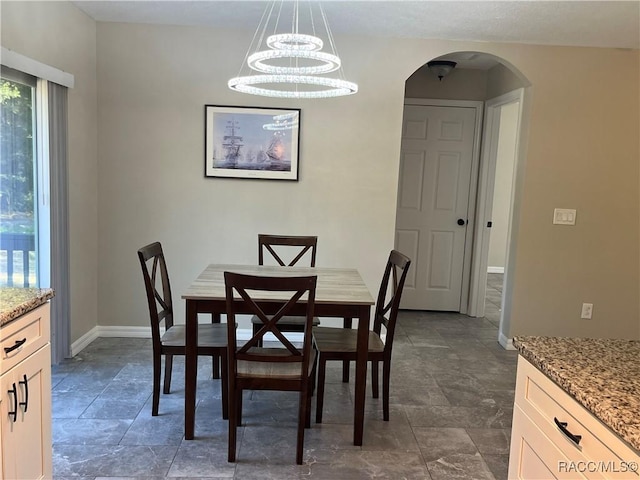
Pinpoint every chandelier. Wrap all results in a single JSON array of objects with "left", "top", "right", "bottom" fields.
[{"left": 228, "top": 1, "right": 358, "bottom": 99}]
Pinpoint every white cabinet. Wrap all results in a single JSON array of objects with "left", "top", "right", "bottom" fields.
[
  {"left": 509, "top": 355, "right": 640, "bottom": 479},
  {"left": 0, "top": 303, "right": 52, "bottom": 480}
]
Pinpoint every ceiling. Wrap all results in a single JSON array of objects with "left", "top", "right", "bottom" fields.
[{"left": 73, "top": 1, "right": 640, "bottom": 51}]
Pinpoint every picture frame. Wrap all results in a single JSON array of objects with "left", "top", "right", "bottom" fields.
[{"left": 204, "top": 105, "right": 300, "bottom": 180}]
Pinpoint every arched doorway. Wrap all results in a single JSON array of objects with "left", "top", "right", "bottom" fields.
[{"left": 394, "top": 51, "right": 531, "bottom": 347}]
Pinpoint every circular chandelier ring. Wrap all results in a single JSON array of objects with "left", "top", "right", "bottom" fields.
[
  {"left": 266, "top": 33, "right": 323, "bottom": 51},
  {"left": 228, "top": 74, "right": 358, "bottom": 99},
  {"left": 247, "top": 49, "right": 341, "bottom": 75},
  {"left": 263, "top": 120, "right": 298, "bottom": 131},
  {"left": 272, "top": 112, "right": 299, "bottom": 121}
]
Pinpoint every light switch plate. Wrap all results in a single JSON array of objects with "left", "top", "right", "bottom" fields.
[{"left": 553, "top": 208, "right": 576, "bottom": 225}]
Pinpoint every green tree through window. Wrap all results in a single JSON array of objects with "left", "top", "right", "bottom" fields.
[{"left": 0, "top": 76, "right": 37, "bottom": 286}]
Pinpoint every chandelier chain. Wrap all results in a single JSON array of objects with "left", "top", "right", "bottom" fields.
[
  {"left": 320, "top": 3, "right": 344, "bottom": 80},
  {"left": 264, "top": 1, "right": 279, "bottom": 52},
  {"left": 236, "top": 3, "right": 271, "bottom": 78},
  {"left": 308, "top": 2, "right": 317, "bottom": 39}
]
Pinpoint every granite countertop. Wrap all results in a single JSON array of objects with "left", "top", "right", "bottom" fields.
[
  {"left": 0, "top": 287, "right": 55, "bottom": 327},
  {"left": 513, "top": 335, "right": 640, "bottom": 452}
]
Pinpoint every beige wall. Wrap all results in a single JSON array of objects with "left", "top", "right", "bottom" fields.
[
  {"left": 3, "top": 2, "right": 639, "bottom": 344},
  {"left": 506, "top": 45, "right": 639, "bottom": 339},
  {"left": 1, "top": 1, "right": 98, "bottom": 344},
  {"left": 488, "top": 102, "right": 519, "bottom": 270},
  {"left": 488, "top": 63, "right": 527, "bottom": 99},
  {"left": 405, "top": 58, "right": 523, "bottom": 102},
  {"left": 406, "top": 66, "right": 489, "bottom": 100},
  {"left": 94, "top": 24, "right": 404, "bottom": 330},
  {"left": 95, "top": 26, "right": 640, "bottom": 340}
]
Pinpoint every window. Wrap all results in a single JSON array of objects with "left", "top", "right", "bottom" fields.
[
  {"left": 0, "top": 68, "right": 48, "bottom": 288},
  {"left": 1, "top": 50, "right": 72, "bottom": 362}
]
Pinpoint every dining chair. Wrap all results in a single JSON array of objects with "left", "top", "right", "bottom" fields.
[
  {"left": 224, "top": 271, "right": 317, "bottom": 465},
  {"left": 313, "top": 250, "right": 411, "bottom": 423},
  {"left": 251, "top": 234, "right": 320, "bottom": 341},
  {"left": 137, "top": 241, "right": 228, "bottom": 418}
]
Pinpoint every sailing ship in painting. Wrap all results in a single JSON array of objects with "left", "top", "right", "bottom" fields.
[
  {"left": 212, "top": 115, "right": 293, "bottom": 172},
  {"left": 221, "top": 118, "right": 243, "bottom": 166}
]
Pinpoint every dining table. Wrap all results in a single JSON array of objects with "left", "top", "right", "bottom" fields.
[{"left": 181, "top": 263, "right": 375, "bottom": 445}]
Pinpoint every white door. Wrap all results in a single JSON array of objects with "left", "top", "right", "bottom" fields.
[{"left": 395, "top": 104, "right": 478, "bottom": 311}]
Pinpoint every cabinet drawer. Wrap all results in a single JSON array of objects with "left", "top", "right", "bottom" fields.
[
  {"left": 515, "top": 356, "right": 639, "bottom": 479},
  {"left": 0, "top": 304, "right": 50, "bottom": 373},
  {"left": 509, "top": 405, "right": 586, "bottom": 479}
]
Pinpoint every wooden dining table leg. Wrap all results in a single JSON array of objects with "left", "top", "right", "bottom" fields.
[
  {"left": 212, "top": 313, "right": 221, "bottom": 379},
  {"left": 342, "top": 317, "right": 352, "bottom": 382},
  {"left": 353, "top": 305, "right": 370, "bottom": 446},
  {"left": 185, "top": 299, "right": 198, "bottom": 440}
]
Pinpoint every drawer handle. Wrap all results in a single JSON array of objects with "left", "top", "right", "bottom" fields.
[
  {"left": 19, "top": 374, "right": 28, "bottom": 413},
  {"left": 4, "top": 338, "right": 27, "bottom": 354},
  {"left": 8, "top": 383, "right": 18, "bottom": 422},
  {"left": 554, "top": 417, "right": 582, "bottom": 446}
]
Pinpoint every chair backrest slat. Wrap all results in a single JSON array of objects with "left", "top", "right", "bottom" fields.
[
  {"left": 258, "top": 234, "right": 317, "bottom": 267},
  {"left": 138, "top": 242, "right": 174, "bottom": 348},
  {"left": 235, "top": 286, "right": 306, "bottom": 355},
  {"left": 224, "top": 272, "right": 317, "bottom": 373},
  {"left": 373, "top": 250, "right": 411, "bottom": 354}
]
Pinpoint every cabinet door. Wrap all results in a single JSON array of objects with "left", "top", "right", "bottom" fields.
[
  {"left": 508, "top": 405, "right": 588, "bottom": 479},
  {"left": 1, "top": 359, "right": 19, "bottom": 479},
  {"left": 1, "top": 345, "right": 52, "bottom": 480}
]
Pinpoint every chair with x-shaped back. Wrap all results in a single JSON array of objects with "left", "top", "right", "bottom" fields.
[
  {"left": 138, "top": 241, "right": 228, "bottom": 418},
  {"left": 225, "top": 271, "right": 318, "bottom": 465},
  {"left": 251, "top": 234, "right": 320, "bottom": 341},
  {"left": 313, "top": 250, "right": 411, "bottom": 423}
]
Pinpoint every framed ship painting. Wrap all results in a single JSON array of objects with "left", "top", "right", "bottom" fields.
[{"left": 205, "top": 105, "right": 300, "bottom": 180}]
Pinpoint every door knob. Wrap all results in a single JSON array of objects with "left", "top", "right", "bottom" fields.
[{"left": 457, "top": 219, "right": 466, "bottom": 226}]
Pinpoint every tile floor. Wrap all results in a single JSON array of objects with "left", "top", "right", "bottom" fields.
[{"left": 52, "top": 273, "right": 516, "bottom": 479}]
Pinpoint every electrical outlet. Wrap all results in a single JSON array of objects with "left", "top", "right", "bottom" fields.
[{"left": 581, "top": 303, "right": 593, "bottom": 319}]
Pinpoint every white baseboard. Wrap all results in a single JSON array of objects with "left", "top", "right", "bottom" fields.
[
  {"left": 487, "top": 266, "right": 505, "bottom": 274},
  {"left": 70, "top": 326, "right": 303, "bottom": 356},
  {"left": 98, "top": 326, "right": 153, "bottom": 338},
  {"left": 71, "top": 325, "right": 152, "bottom": 356},
  {"left": 70, "top": 326, "right": 100, "bottom": 357},
  {"left": 498, "top": 332, "right": 516, "bottom": 350}
]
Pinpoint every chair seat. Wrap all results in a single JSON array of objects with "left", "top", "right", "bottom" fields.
[
  {"left": 251, "top": 315, "right": 320, "bottom": 327},
  {"left": 162, "top": 323, "right": 227, "bottom": 348},
  {"left": 313, "top": 326, "right": 385, "bottom": 354},
  {"left": 237, "top": 348, "right": 317, "bottom": 379}
]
